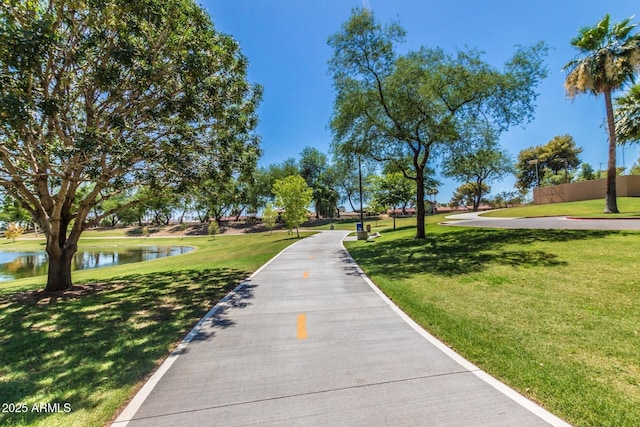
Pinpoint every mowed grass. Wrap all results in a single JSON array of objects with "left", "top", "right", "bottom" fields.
[
  {"left": 345, "top": 218, "right": 640, "bottom": 426},
  {"left": 0, "top": 232, "right": 311, "bottom": 427},
  {"left": 482, "top": 197, "right": 640, "bottom": 218},
  {"left": 306, "top": 215, "right": 419, "bottom": 232}
]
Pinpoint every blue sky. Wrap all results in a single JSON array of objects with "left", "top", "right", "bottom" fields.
[{"left": 204, "top": 0, "right": 639, "bottom": 203}]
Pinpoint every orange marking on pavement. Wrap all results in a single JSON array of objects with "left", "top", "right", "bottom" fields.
[
  {"left": 303, "top": 271, "right": 309, "bottom": 279},
  {"left": 297, "top": 314, "right": 307, "bottom": 340}
]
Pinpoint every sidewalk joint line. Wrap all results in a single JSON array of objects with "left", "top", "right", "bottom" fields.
[{"left": 120, "top": 370, "right": 474, "bottom": 423}]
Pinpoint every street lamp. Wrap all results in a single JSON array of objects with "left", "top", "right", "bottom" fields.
[{"left": 358, "top": 154, "right": 364, "bottom": 233}]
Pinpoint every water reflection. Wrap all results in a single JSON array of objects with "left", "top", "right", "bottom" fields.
[{"left": 0, "top": 246, "right": 194, "bottom": 282}]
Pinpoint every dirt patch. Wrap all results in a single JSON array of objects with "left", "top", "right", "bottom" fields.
[
  {"left": 3, "top": 282, "right": 121, "bottom": 306},
  {"left": 89, "top": 220, "right": 282, "bottom": 237},
  {"left": 96, "top": 215, "right": 369, "bottom": 237}
]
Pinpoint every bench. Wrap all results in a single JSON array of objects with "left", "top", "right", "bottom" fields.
[{"left": 366, "top": 232, "right": 381, "bottom": 241}]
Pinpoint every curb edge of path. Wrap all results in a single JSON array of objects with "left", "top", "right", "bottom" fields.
[
  {"left": 111, "top": 235, "right": 312, "bottom": 427},
  {"left": 339, "top": 235, "right": 572, "bottom": 427}
]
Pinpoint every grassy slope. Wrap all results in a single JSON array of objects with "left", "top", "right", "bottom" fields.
[
  {"left": 345, "top": 217, "right": 640, "bottom": 426},
  {"left": 482, "top": 197, "right": 640, "bottom": 218},
  {"left": 0, "top": 232, "right": 310, "bottom": 427}
]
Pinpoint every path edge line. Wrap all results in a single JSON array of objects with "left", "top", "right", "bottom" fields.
[
  {"left": 340, "top": 235, "right": 572, "bottom": 427},
  {"left": 111, "top": 235, "right": 311, "bottom": 426}
]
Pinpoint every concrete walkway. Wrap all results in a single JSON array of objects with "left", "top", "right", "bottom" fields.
[
  {"left": 113, "top": 231, "right": 569, "bottom": 427},
  {"left": 443, "top": 210, "right": 640, "bottom": 230}
]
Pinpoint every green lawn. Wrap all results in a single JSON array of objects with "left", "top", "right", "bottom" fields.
[
  {"left": 345, "top": 217, "right": 640, "bottom": 426},
  {"left": 482, "top": 197, "right": 640, "bottom": 218},
  {"left": 0, "top": 232, "right": 311, "bottom": 426},
  {"left": 305, "top": 215, "right": 422, "bottom": 232},
  {"left": 4, "top": 212, "right": 639, "bottom": 426}
]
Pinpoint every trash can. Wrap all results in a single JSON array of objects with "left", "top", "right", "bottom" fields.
[
  {"left": 366, "top": 224, "right": 371, "bottom": 232},
  {"left": 356, "top": 223, "right": 368, "bottom": 240}
]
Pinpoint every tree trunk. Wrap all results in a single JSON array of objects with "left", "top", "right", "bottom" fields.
[
  {"left": 473, "top": 181, "right": 482, "bottom": 212},
  {"left": 392, "top": 205, "right": 396, "bottom": 230},
  {"left": 43, "top": 207, "right": 82, "bottom": 292},
  {"left": 604, "top": 90, "right": 619, "bottom": 213},
  {"left": 415, "top": 168, "right": 426, "bottom": 239},
  {"left": 45, "top": 242, "right": 77, "bottom": 292},
  {"left": 234, "top": 206, "right": 245, "bottom": 222},
  {"left": 346, "top": 191, "right": 357, "bottom": 212}
]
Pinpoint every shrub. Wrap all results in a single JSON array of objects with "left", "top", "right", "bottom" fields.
[
  {"left": 208, "top": 220, "right": 220, "bottom": 239},
  {"left": 4, "top": 222, "right": 24, "bottom": 242},
  {"left": 262, "top": 202, "right": 277, "bottom": 234}
]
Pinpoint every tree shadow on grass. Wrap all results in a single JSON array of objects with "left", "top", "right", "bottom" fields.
[
  {"left": 0, "top": 267, "right": 250, "bottom": 426},
  {"left": 347, "top": 227, "right": 614, "bottom": 279}
]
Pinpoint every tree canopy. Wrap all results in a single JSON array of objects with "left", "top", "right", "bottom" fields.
[
  {"left": 616, "top": 84, "right": 640, "bottom": 144},
  {"left": 443, "top": 127, "right": 513, "bottom": 212},
  {"left": 328, "top": 8, "right": 547, "bottom": 238},
  {"left": 272, "top": 175, "right": 312, "bottom": 238},
  {"left": 368, "top": 171, "right": 413, "bottom": 229},
  {"left": 0, "top": 0, "right": 261, "bottom": 291},
  {"left": 299, "top": 147, "right": 339, "bottom": 218},
  {"left": 450, "top": 182, "right": 491, "bottom": 210},
  {"left": 515, "top": 135, "right": 583, "bottom": 190}
]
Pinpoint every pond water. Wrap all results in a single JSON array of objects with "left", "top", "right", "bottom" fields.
[{"left": 0, "top": 245, "right": 194, "bottom": 282}]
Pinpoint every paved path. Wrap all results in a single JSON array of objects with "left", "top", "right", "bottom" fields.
[
  {"left": 113, "top": 231, "right": 569, "bottom": 427},
  {"left": 443, "top": 211, "right": 640, "bottom": 230}
]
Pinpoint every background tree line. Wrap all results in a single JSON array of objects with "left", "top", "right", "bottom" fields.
[{"left": 1, "top": 2, "right": 638, "bottom": 292}]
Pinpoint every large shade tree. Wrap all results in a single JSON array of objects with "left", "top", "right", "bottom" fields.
[
  {"left": 299, "top": 146, "right": 338, "bottom": 218},
  {"left": 564, "top": 14, "right": 640, "bottom": 213},
  {"left": 0, "top": 0, "right": 261, "bottom": 291},
  {"left": 328, "top": 8, "right": 547, "bottom": 239},
  {"left": 260, "top": 158, "right": 300, "bottom": 202},
  {"left": 443, "top": 127, "right": 513, "bottom": 212},
  {"left": 450, "top": 182, "right": 491, "bottom": 210},
  {"left": 515, "top": 134, "right": 583, "bottom": 190},
  {"left": 368, "top": 171, "right": 413, "bottom": 229},
  {"left": 330, "top": 156, "right": 362, "bottom": 212},
  {"left": 330, "top": 131, "right": 378, "bottom": 226}
]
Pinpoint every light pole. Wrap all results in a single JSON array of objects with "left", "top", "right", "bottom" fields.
[{"left": 358, "top": 154, "right": 364, "bottom": 233}]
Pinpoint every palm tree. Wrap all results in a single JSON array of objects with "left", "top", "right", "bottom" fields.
[
  {"left": 615, "top": 84, "right": 640, "bottom": 144},
  {"left": 564, "top": 14, "right": 640, "bottom": 213}
]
